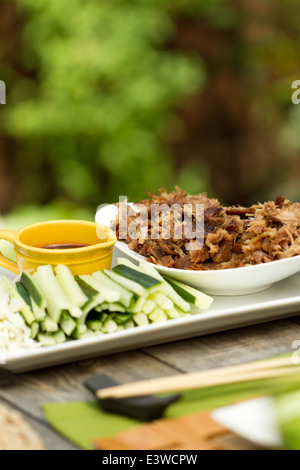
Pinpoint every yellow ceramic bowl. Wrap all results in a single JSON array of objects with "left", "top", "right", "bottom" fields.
[{"left": 0, "top": 220, "right": 116, "bottom": 275}]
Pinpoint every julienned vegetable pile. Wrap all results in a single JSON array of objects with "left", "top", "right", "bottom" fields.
[{"left": 0, "top": 258, "right": 213, "bottom": 348}]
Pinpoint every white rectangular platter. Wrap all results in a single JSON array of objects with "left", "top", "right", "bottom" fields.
[{"left": 1, "top": 258, "right": 300, "bottom": 372}]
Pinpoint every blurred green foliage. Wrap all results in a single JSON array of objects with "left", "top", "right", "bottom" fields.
[
  {"left": 1, "top": 0, "right": 300, "bottom": 225},
  {"left": 3, "top": 0, "right": 226, "bottom": 210}
]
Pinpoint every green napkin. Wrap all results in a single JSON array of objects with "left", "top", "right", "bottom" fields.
[{"left": 42, "top": 376, "right": 300, "bottom": 450}]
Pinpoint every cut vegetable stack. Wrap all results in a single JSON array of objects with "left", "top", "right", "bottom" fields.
[{"left": 0, "top": 259, "right": 213, "bottom": 347}]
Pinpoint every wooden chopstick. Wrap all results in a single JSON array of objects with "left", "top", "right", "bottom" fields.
[{"left": 97, "top": 356, "right": 298, "bottom": 399}]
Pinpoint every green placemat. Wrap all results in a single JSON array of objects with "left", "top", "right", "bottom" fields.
[{"left": 42, "top": 375, "right": 300, "bottom": 450}]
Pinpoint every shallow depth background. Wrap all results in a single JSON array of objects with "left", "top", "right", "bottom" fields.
[{"left": 1, "top": 0, "right": 300, "bottom": 232}]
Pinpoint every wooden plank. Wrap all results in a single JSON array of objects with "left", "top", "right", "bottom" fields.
[
  {"left": 1, "top": 317, "right": 298, "bottom": 425},
  {"left": 142, "top": 318, "right": 300, "bottom": 372},
  {"left": 289, "top": 315, "right": 300, "bottom": 327},
  {"left": 0, "top": 397, "right": 77, "bottom": 450},
  {"left": 1, "top": 317, "right": 300, "bottom": 449},
  {"left": 0, "top": 350, "right": 178, "bottom": 422}
]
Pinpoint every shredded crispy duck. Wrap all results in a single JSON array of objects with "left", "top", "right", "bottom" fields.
[{"left": 115, "top": 188, "right": 300, "bottom": 270}]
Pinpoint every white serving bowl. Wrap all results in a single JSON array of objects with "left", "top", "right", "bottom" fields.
[{"left": 95, "top": 204, "right": 300, "bottom": 296}]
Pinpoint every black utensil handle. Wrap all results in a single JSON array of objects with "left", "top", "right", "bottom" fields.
[{"left": 84, "top": 373, "right": 181, "bottom": 422}]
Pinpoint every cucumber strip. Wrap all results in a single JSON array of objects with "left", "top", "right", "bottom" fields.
[
  {"left": 164, "top": 277, "right": 213, "bottom": 310},
  {"left": 124, "top": 320, "right": 135, "bottom": 329},
  {"left": 153, "top": 281, "right": 190, "bottom": 313},
  {"left": 116, "top": 257, "right": 139, "bottom": 270},
  {"left": 34, "top": 267, "right": 70, "bottom": 323},
  {"left": 60, "top": 312, "right": 77, "bottom": 336},
  {"left": 101, "top": 318, "right": 118, "bottom": 334},
  {"left": 104, "top": 269, "right": 148, "bottom": 297},
  {"left": 80, "top": 274, "right": 120, "bottom": 303},
  {"left": 142, "top": 299, "right": 156, "bottom": 315},
  {"left": 72, "top": 324, "right": 87, "bottom": 339},
  {"left": 41, "top": 317, "right": 59, "bottom": 333},
  {"left": 52, "top": 330, "right": 66, "bottom": 344},
  {"left": 94, "top": 303, "right": 107, "bottom": 312},
  {"left": 81, "top": 309, "right": 104, "bottom": 327},
  {"left": 2, "top": 277, "right": 35, "bottom": 326},
  {"left": 130, "top": 297, "right": 146, "bottom": 314},
  {"left": 20, "top": 271, "right": 47, "bottom": 309},
  {"left": 16, "top": 282, "right": 32, "bottom": 308},
  {"left": 75, "top": 277, "right": 104, "bottom": 320},
  {"left": 77, "top": 324, "right": 87, "bottom": 334},
  {"left": 165, "top": 308, "right": 184, "bottom": 319},
  {"left": 75, "top": 276, "right": 105, "bottom": 304},
  {"left": 75, "top": 276, "right": 98, "bottom": 299},
  {"left": 78, "top": 329, "right": 103, "bottom": 340},
  {"left": 55, "top": 264, "right": 88, "bottom": 308},
  {"left": 113, "top": 313, "right": 133, "bottom": 325},
  {"left": 37, "top": 333, "right": 57, "bottom": 347},
  {"left": 80, "top": 300, "right": 102, "bottom": 323},
  {"left": 82, "top": 299, "right": 99, "bottom": 313},
  {"left": 30, "top": 322, "right": 39, "bottom": 339},
  {"left": 97, "top": 302, "right": 127, "bottom": 313},
  {"left": 86, "top": 319, "right": 103, "bottom": 331},
  {"left": 69, "top": 306, "right": 83, "bottom": 319},
  {"left": 149, "top": 292, "right": 174, "bottom": 310},
  {"left": 113, "top": 264, "right": 162, "bottom": 290},
  {"left": 133, "top": 312, "right": 149, "bottom": 327},
  {"left": 116, "top": 258, "right": 161, "bottom": 293},
  {"left": 97, "top": 302, "right": 128, "bottom": 314},
  {"left": 139, "top": 260, "right": 213, "bottom": 310},
  {"left": 164, "top": 277, "right": 195, "bottom": 303},
  {"left": 138, "top": 261, "right": 162, "bottom": 280},
  {"left": 31, "top": 298, "right": 46, "bottom": 322},
  {"left": 149, "top": 307, "right": 168, "bottom": 323},
  {"left": 138, "top": 262, "right": 190, "bottom": 313},
  {"left": 93, "top": 271, "right": 134, "bottom": 308},
  {"left": 99, "top": 312, "right": 109, "bottom": 324},
  {"left": 107, "top": 303, "right": 126, "bottom": 313}
]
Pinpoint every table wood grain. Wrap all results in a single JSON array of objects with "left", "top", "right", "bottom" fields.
[{"left": 1, "top": 315, "right": 300, "bottom": 450}]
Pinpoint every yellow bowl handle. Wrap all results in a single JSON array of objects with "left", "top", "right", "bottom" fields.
[{"left": 0, "top": 230, "right": 19, "bottom": 274}]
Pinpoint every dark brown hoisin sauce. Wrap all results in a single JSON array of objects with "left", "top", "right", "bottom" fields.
[{"left": 41, "top": 244, "right": 89, "bottom": 250}]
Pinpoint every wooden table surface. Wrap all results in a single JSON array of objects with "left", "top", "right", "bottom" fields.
[{"left": 1, "top": 314, "right": 299, "bottom": 450}]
